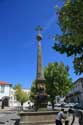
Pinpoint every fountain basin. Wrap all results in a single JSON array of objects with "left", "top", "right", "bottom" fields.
[{"left": 19, "top": 111, "right": 58, "bottom": 125}]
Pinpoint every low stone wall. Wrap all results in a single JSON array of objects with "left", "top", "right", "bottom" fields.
[{"left": 19, "top": 111, "right": 58, "bottom": 125}]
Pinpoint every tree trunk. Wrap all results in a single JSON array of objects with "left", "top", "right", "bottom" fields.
[
  {"left": 21, "top": 102, "right": 23, "bottom": 111},
  {"left": 51, "top": 100, "right": 54, "bottom": 110}
]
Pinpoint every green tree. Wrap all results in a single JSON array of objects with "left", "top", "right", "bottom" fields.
[
  {"left": 14, "top": 84, "right": 29, "bottom": 109},
  {"left": 44, "top": 62, "right": 72, "bottom": 110},
  {"left": 53, "top": 0, "right": 83, "bottom": 74}
]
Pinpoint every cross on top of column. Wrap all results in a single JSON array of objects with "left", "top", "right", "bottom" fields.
[
  {"left": 35, "top": 25, "right": 43, "bottom": 34},
  {"left": 36, "top": 26, "right": 43, "bottom": 41}
]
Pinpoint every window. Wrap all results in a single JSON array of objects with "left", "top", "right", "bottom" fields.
[
  {"left": 0, "top": 85, "right": 5, "bottom": 93},
  {"left": 13, "top": 96, "right": 15, "bottom": 100}
]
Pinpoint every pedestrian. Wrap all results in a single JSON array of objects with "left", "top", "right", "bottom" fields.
[
  {"left": 68, "top": 108, "right": 75, "bottom": 125},
  {"left": 1, "top": 101, "right": 4, "bottom": 109},
  {"left": 78, "top": 111, "right": 83, "bottom": 125},
  {"left": 55, "top": 108, "right": 66, "bottom": 125}
]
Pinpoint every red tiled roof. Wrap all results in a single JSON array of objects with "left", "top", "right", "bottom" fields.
[{"left": 0, "top": 81, "right": 12, "bottom": 86}]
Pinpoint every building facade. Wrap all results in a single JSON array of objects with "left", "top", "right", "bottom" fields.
[
  {"left": 9, "top": 88, "right": 31, "bottom": 108},
  {"left": 0, "top": 81, "right": 12, "bottom": 108},
  {"left": 9, "top": 88, "right": 21, "bottom": 108},
  {"left": 0, "top": 81, "right": 31, "bottom": 109},
  {"left": 66, "top": 78, "right": 83, "bottom": 104}
]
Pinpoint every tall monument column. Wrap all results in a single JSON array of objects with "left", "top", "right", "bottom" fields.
[{"left": 35, "top": 26, "right": 47, "bottom": 110}]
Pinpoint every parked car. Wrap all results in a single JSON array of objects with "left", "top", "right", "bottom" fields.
[
  {"left": 64, "top": 103, "right": 78, "bottom": 108},
  {"left": 74, "top": 103, "right": 83, "bottom": 109},
  {"left": 23, "top": 101, "right": 34, "bottom": 111},
  {"left": 54, "top": 103, "right": 61, "bottom": 107},
  {"left": 47, "top": 104, "right": 52, "bottom": 110},
  {"left": 79, "top": 104, "right": 83, "bottom": 109}
]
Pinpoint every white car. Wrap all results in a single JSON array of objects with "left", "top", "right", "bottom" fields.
[
  {"left": 54, "top": 103, "right": 61, "bottom": 107},
  {"left": 23, "top": 101, "right": 34, "bottom": 110},
  {"left": 47, "top": 104, "right": 52, "bottom": 110},
  {"left": 64, "top": 103, "right": 77, "bottom": 108}
]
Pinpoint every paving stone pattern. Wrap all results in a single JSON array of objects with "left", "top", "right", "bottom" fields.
[{"left": 0, "top": 111, "right": 20, "bottom": 125}]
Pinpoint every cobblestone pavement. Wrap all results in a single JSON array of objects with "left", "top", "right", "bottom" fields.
[
  {"left": 0, "top": 108, "right": 82, "bottom": 125},
  {"left": 0, "top": 110, "right": 20, "bottom": 125},
  {"left": 42, "top": 115, "right": 79, "bottom": 125}
]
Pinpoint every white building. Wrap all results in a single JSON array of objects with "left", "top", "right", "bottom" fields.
[
  {"left": 66, "top": 78, "right": 83, "bottom": 104},
  {"left": 0, "top": 81, "right": 12, "bottom": 108},
  {"left": 0, "top": 81, "right": 32, "bottom": 109},
  {"left": 9, "top": 88, "right": 21, "bottom": 108}
]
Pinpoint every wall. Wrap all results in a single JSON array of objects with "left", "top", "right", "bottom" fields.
[
  {"left": 0, "top": 85, "right": 10, "bottom": 99},
  {"left": 66, "top": 78, "right": 83, "bottom": 104}
]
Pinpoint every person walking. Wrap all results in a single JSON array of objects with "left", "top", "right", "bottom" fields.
[
  {"left": 68, "top": 108, "right": 75, "bottom": 125},
  {"left": 78, "top": 111, "right": 83, "bottom": 125},
  {"left": 55, "top": 108, "right": 66, "bottom": 125}
]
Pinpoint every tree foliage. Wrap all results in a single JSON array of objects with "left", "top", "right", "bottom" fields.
[
  {"left": 14, "top": 84, "right": 29, "bottom": 106},
  {"left": 30, "top": 62, "right": 72, "bottom": 109},
  {"left": 53, "top": 0, "right": 83, "bottom": 74},
  {"left": 44, "top": 62, "right": 72, "bottom": 108}
]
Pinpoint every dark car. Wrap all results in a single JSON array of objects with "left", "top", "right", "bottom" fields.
[
  {"left": 74, "top": 103, "right": 83, "bottom": 109},
  {"left": 79, "top": 104, "right": 83, "bottom": 109},
  {"left": 73, "top": 104, "right": 79, "bottom": 109}
]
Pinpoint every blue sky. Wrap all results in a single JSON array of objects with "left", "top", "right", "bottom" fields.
[{"left": 0, "top": 0, "right": 82, "bottom": 89}]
